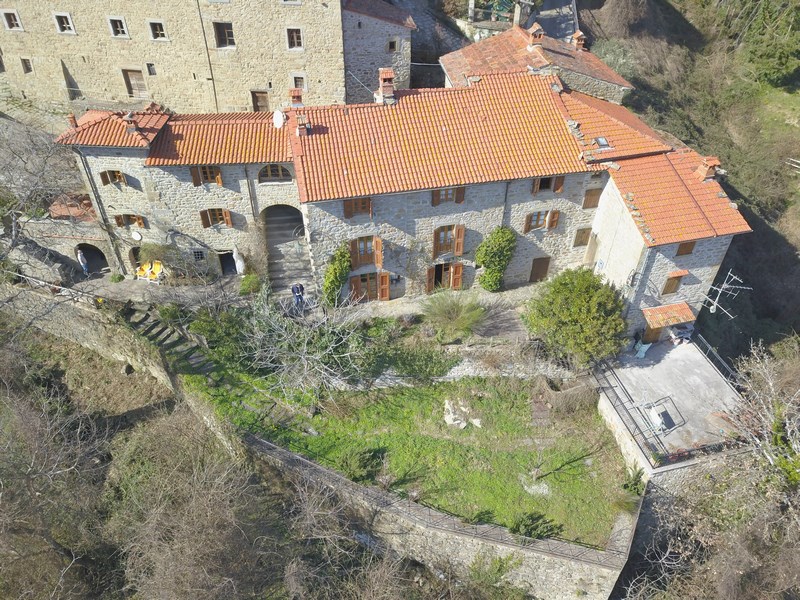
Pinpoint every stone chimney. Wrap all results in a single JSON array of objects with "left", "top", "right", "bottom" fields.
[
  {"left": 696, "top": 156, "right": 722, "bottom": 181},
  {"left": 122, "top": 111, "right": 138, "bottom": 134},
  {"left": 571, "top": 30, "right": 586, "bottom": 50},
  {"left": 290, "top": 87, "right": 303, "bottom": 108},
  {"left": 296, "top": 114, "right": 311, "bottom": 137},
  {"left": 67, "top": 113, "right": 78, "bottom": 128},
  {"left": 374, "top": 68, "right": 396, "bottom": 105},
  {"left": 527, "top": 22, "right": 545, "bottom": 49}
]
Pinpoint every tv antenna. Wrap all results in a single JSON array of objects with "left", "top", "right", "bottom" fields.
[{"left": 702, "top": 269, "right": 751, "bottom": 320}]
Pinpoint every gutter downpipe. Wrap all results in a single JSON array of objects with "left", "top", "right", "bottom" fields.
[{"left": 195, "top": 0, "right": 220, "bottom": 112}]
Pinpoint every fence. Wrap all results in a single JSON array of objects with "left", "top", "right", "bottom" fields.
[
  {"left": 245, "top": 433, "right": 640, "bottom": 570},
  {"left": 692, "top": 332, "right": 740, "bottom": 386}
]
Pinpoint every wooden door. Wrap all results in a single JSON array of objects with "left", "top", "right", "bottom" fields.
[
  {"left": 643, "top": 326, "right": 663, "bottom": 344},
  {"left": 530, "top": 257, "right": 550, "bottom": 283},
  {"left": 123, "top": 70, "right": 147, "bottom": 99},
  {"left": 251, "top": 91, "right": 269, "bottom": 112},
  {"left": 450, "top": 262, "right": 463, "bottom": 290}
]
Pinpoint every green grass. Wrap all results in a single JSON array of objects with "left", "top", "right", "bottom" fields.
[{"left": 271, "top": 377, "right": 630, "bottom": 547}]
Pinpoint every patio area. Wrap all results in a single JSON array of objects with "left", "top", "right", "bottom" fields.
[{"left": 597, "top": 339, "right": 740, "bottom": 468}]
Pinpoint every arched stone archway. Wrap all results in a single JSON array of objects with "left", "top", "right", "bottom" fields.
[
  {"left": 76, "top": 243, "right": 109, "bottom": 275},
  {"left": 259, "top": 205, "right": 312, "bottom": 296}
]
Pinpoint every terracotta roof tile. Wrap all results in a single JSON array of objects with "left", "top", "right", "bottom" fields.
[
  {"left": 145, "top": 113, "right": 291, "bottom": 166},
  {"left": 440, "top": 26, "right": 632, "bottom": 91},
  {"left": 343, "top": 0, "right": 416, "bottom": 29},
  {"left": 291, "top": 72, "right": 589, "bottom": 203},
  {"left": 55, "top": 106, "right": 169, "bottom": 148},
  {"left": 669, "top": 269, "right": 689, "bottom": 277},
  {"left": 642, "top": 302, "right": 696, "bottom": 328}
]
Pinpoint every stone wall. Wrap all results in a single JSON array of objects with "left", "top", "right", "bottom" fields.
[
  {"left": 342, "top": 10, "right": 412, "bottom": 104},
  {"left": 557, "top": 69, "right": 629, "bottom": 105},
  {"left": 0, "top": 0, "right": 346, "bottom": 113}
]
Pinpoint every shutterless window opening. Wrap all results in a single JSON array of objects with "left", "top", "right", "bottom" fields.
[{"left": 150, "top": 21, "right": 166, "bottom": 40}]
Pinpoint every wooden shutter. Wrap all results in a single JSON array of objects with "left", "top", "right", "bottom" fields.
[
  {"left": 190, "top": 167, "right": 201, "bottom": 187},
  {"left": 583, "top": 188, "right": 601, "bottom": 209},
  {"left": 373, "top": 236, "right": 382, "bottom": 268},
  {"left": 100, "top": 171, "right": 111, "bottom": 186},
  {"left": 426, "top": 267, "right": 435, "bottom": 294},
  {"left": 200, "top": 210, "right": 211, "bottom": 228},
  {"left": 432, "top": 229, "right": 439, "bottom": 259},
  {"left": 349, "top": 275, "right": 362, "bottom": 301},
  {"left": 223, "top": 209, "right": 232, "bottom": 227},
  {"left": 662, "top": 277, "right": 680, "bottom": 295},
  {"left": 114, "top": 215, "right": 124, "bottom": 227},
  {"left": 531, "top": 178, "right": 541, "bottom": 195},
  {"left": 215, "top": 168, "right": 224, "bottom": 187},
  {"left": 378, "top": 272, "right": 390, "bottom": 300},
  {"left": 349, "top": 239, "right": 359, "bottom": 267},
  {"left": 118, "top": 172, "right": 128, "bottom": 186},
  {"left": 135, "top": 215, "right": 145, "bottom": 228},
  {"left": 453, "top": 224, "right": 465, "bottom": 256},
  {"left": 343, "top": 198, "right": 354, "bottom": 219},
  {"left": 524, "top": 213, "right": 533, "bottom": 234},
  {"left": 530, "top": 257, "right": 550, "bottom": 282},
  {"left": 553, "top": 176, "right": 565, "bottom": 193},
  {"left": 431, "top": 190, "right": 441, "bottom": 206},
  {"left": 455, "top": 187, "right": 465, "bottom": 204},
  {"left": 451, "top": 262, "right": 463, "bottom": 290},
  {"left": 546, "top": 210, "right": 560, "bottom": 230}
]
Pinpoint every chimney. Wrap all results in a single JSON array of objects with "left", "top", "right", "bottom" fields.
[
  {"left": 571, "top": 30, "right": 586, "bottom": 50},
  {"left": 290, "top": 87, "right": 303, "bottom": 108},
  {"left": 527, "top": 22, "right": 545, "bottom": 49},
  {"left": 374, "top": 68, "right": 396, "bottom": 105},
  {"left": 67, "top": 113, "right": 78, "bottom": 128},
  {"left": 696, "top": 156, "right": 722, "bottom": 181},
  {"left": 122, "top": 111, "right": 138, "bottom": 134},
  {"left": 296, "top": 114, "right": 311, "bottom": 137}
]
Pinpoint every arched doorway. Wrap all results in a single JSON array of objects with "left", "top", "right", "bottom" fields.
[
  {"left": 260, "top": 205, "right": 311, "bottom": 296},
  {"left": 76, "top": 243, "right": 109, "bottom": 274}
]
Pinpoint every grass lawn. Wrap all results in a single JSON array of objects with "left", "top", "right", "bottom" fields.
[{"left": 272, "top": 377, "right": 631, "bottom": 547}]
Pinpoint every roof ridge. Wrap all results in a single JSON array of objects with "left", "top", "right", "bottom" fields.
[{"left": 665, "top": 150, "right": 722, "bottom": 238}]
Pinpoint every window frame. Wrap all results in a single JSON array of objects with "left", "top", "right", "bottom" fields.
[
  {"left": 662, "top": 275, "right": 683, "bottom": 296},
  {"left": 676, "top": 241, "right": 696, "bottom": 256},
  {"left": 287, "top": 27, "right": 303, "bottom": 50},
  {"left": 53, "top": 12, "right": 76, "bottom": 35},
  {"left": 525, "top": 210, "right": 547, "bottom": 232},
  {"left": 343, "top": 197, "right": 372, "bottom": 219},
  {"left": 99, "top": 170, "right": 127, "bottom": 186},
  {"left": 20, "top": 58, "right": 33, "bottom": 75},
  {"left": 257, "top": 163, "right": 292, "bottom": 184},
  {"left": 532, "top": 177, "right": 553, "bottom": 194},
  {"left": 107, "top": 16, "right": 129, "bottom": 39},
  {"left": 148, "top": 20, "right": 168, "bottom": 41},
  {"left": 582, "top": 188, "right": 601, "bottom": 209},
  {"left": 213, "top": 21, "right": 235, "bottom": 48},
  {"left": 387, "top": 38, "right": 398, "bottom": 53},
  {"left": 573, "top": 227, "right": 592, "bottom": 247},
  {"left": 200, "top": 208, "right": 232, "bottom": 228},
  {"left": 2, "top": 10, "right": 23, "bottom": 31},
  {"left": 431, "top": 186, "right": 465, "bottom": 206},
  {"left": 114, "top": 214, "right": 145, "bottom": 228},
  {"left": 190, "top": 165, "right": 223, "bottom": 187}
]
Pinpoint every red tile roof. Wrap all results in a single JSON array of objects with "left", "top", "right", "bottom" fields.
[
  {"left": 642, "top": 302, "right": 696, "bottom": 328},
  {"left": 440, "top": 25, "right": 632, "bottom": 91},
  {"left": 290, "top": 72, "right": 589, "bottom": 203},
  {"left": 668, "top": 269, "right": 689, "bottom": 278},
  {"left": 145, "top": 113, "right": 291, "bottom": 166},
  {"left": 343, "top": 0, "right": 416, "bottom": 29},
  {"left": 55, "top": 106, "right": 169, "bottom": 148}
]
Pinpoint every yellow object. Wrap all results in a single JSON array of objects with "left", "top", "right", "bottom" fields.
[
  {"left": 148, "top": 261, "right": 163, "bottom": 283},
  {"left": 136, "top": 261, "right": 152, "bottom": 279}
]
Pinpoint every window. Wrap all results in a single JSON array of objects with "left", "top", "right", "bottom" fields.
[
  {"left": 251, "top": 91, "right": 269, "bottom": 112},
  {"left": 287, "top": 28, "right": 303, "bottom": 49},
  {"left": 54, "top": 13, "right": 75, "bottom": 34},
  {"left": 594, "top": 137, "right": 611, "bottom": 149},
  {"left": 108, "top": 17, "right": 128, "bottom": 38},
  {"left": 149, "top": 21, "right": 167, "bottom": 40},
  {"left": 553, "top": 175, "right": 565, "bottom": 193},
  {"left": 387, "top": 39, "right": 397, "bottom": 52},
  {"left": 114, "top": 214, "right": 145, "bottom": 227},
  {"left": 146, "top": 63, "right": 156, "bottom": 76},
  {"left": 532, "top": 177, "right": 553, "bottom": 194},
  {"left": 350, "top": 271, "right": 389, "bottom": 302},
  {"left": 662, "top": 275, "right": 683, "bottom": 295},
  {"left": 591, "top": 171, "right": 603, "bottom": 180},
  {"left": 582, "top": 188, "right": 601, "bottom": 209},
  {"left": 3, "top": 10, "right": 22, "bottom": 31},
  {"left": 343, "top": 197, "right": 372, "bottom": 219},
  {"left": 530, "top": 257, "right": 551, "bottom": 283},
  {"left": 20, "top": 58, "right": 32, "bottom": 74},
  {"left": 676, "top": 241, "right": 696, "bottom": 256},
  {"left": 258, "top": 164, "right": 291, "bottom": 183},
  {"left": 192, "top": 250, "right": 206, "bottom": 262},
  {"left": 199, "top": 208, "right": 232, "bottom": 228},
  {"left": 293, "top": 75, "right": 305, "bottom": 89},
  {"left": 431, "top": 186, "right": 465, "bottom": 206},
  {"left": 190, "top": 165, "right": 223, "bottom": 186},
  {"left": 524, "top": 210, "right": 559, "bottom": 233},
  {"left": 214, "top": 22, "right": 235, "bottom": 48},
  {"left": 573, "top": 228, "right": 592, "bottom": 247},
  {"left": 349, "top": 236, "right": 382, "bottom": 268},
  {"left": 123, "top": 70, "right": 147, "bottom": 98},
  {"left": 99, "top": 170, "right": 127, "bottom": 186},
  {"left": 433, "top": 224, "right": 465, "bottom": 257}
]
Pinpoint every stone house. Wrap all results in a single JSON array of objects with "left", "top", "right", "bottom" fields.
[
  {"left": 0, "top": 0, "right": 413, "bottom": 112},
  {"left": 41, "top": 67, "right": 749, "bottom": 342}
]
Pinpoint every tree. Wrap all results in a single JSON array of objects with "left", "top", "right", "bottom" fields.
[{"left": 522, "top": 268, "right": 625, "bottom": 365}]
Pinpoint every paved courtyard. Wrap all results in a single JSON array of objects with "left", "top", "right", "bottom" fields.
[{"left": 606, "top": 340, "right": 740, "bottom": 457}]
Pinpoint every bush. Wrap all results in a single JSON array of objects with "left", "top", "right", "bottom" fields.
[
  {"left": 110, "top": 273, "right": 125, "bottom": 283},
  {"left": 189, "top": 309, "right": 246, "bottom": 367},
  {"left": 239, "top": 274, "right": 261, "bottom": 296},
  {"left": 523, "top": 268, "right": 626, "bottom": 366},
  {"left": 422, "top": 291, "right": 486, "bottom": 343},
  {"left": 321, "top": 244, "right": 352, "bottom": 306},
  {"left": 336, "top": 447, "right": 382, "bottom": 482},
  {"left": 157, "top": 303, "right": 185, "bottom": 327},
  {"left": 622, "top": 467, "right": 646, "bottom": 496},
  {"left": 475, "top": 227, "right": 516, "bottom": 292},
  {"left": 509, "top": 512, "right": 561, "bottom": 540},
  {"left": 138, "top": 243, "right": 174, "bottom": 265}
]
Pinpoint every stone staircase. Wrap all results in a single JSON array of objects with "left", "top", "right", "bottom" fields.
[{"left": 264, "top": 208, "right": 315, "bottom": 299}]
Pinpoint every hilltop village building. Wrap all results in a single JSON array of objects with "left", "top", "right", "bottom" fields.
[
  {"left": 0, "top": 0, "right": 414, "bottom": 111},
  {"left": 26, "top": 48, "right": 750, "bottom": 342}
]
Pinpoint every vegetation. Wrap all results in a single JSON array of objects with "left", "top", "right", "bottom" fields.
[
  {"left": 137, "top": 242, "right": 174, "bottom": 265},
  {"left": 509, "top": 512, "right": 562, "bottom": 540},
  {"left": 422, "top": 291, "right": 486, "bottom": 343},
  {"left": 523, "top": 268, "right": 626, "bottom": 365},
  {"left": 239, "top": 273, "right": 262, "bottom": 295},
  {"left": 321, "top": 243, "right": 352, "bottom": 306},
  {"left": 475, "top": 226, "right": 517, "bottom": 292}
]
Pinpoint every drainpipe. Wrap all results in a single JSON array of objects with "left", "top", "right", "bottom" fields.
[
  {"left": 195, "top": 0, "right": 220, "bottom": 112},
  {"left": 72, "top": 147, "right": 128, "bottom": 275},
  {"left": 501, "top": 180, "right": 511, "bottom": 227},
  {"left": 243, "top": 164, "right": 258, "bottom": 220}
]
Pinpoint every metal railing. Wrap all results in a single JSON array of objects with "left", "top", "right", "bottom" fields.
[
  {"left": 245, "top": 432, "right": 638, "bottom": 570},
  {"left": 693, "top": 333, "right": 740, "bottom": 386}
]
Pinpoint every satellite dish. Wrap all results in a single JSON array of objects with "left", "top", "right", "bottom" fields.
[
  {"left": 273, "top": 110, "right": 286, "bottom": 129},
  {"left": 131, "top": 231, "right": 143, "bottom": 241}
]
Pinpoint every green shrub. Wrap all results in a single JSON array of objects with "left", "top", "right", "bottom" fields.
[
  {"left": 475, "top": 227, "right": 516, "bottom": 292},
  {"left": 157, "top": 303, "right": 186, "bottom": 327},
  {"left": 336, "top": 447, "right": 381, "bottom": 482},
  {"left": 509, "top": 512, "right": 561, "bottom": 540},
  {"left": 390, "top": 346, "right": 459, "bottom": 380},
  {"left": 239, "top": 274, "right": 261, "bottom": 296},
  {"left": 138, "top": 243, "right": 174, "bottom": 265},
  {"left": 422, "top": 292, "right": 486, "bottom": 343},
  {"left": 188, "top": 309, "right": 246, "bottom": 367},
  {"left": 622, "top": 467, "right": 647, "bottom": 496},
  {"left": 321, "top": 244, "right": 352, "bottom": 306},
  {"left": 110, "top": 273, "right": 125, "bottom": 283}
]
